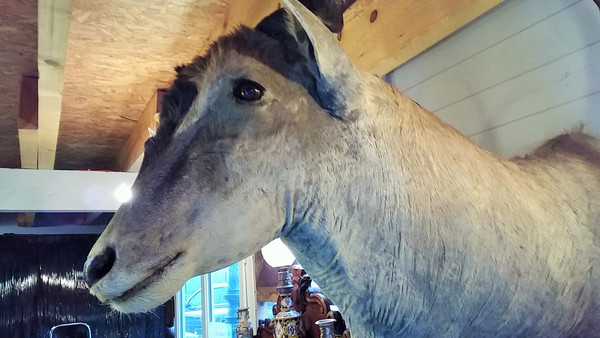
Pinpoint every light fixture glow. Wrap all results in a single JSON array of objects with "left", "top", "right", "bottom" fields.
[
  {"left": 261, "top": 238, "right": 296, "bottom": 267},
  {"left": 114, "top": 183, "right": 132, "bottom": 203}
]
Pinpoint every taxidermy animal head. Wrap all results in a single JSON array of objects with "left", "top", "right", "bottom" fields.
[{"left": 84, "top": 0, "right": 600, "bottom": 336}]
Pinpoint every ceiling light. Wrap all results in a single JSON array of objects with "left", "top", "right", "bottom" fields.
[{"left": 114, "top": 183, "right": 132, "bottom": 203}]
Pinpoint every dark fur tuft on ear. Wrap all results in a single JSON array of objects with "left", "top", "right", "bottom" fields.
[
  {"left": 254, "top": 9, "right": 340, "bottom": 116},
  {"left": 297, "top": 0, "right": 356, "bottom": 33},
  {"left": 280, "top": 0, "right": 363, "bottom": 120},
  {"left": 255, "top": 9, "right": 306, "bottom": 65},
  {"left": 173, "top": 64, "right": 186, "bottom": 73}
]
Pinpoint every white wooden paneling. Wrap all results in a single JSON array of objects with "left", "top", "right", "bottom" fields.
[
  {"left": 472, "top": 91, "right": 600, "bottom": 157},
  {"left": 402, "top": 0, "right": 599, "bottom": 111},
  {"left": 390, "top": 0, "right": 580, "bottom": 90},
  {"left": 388, "top": 0, "right": 600, "bottom": 157},
  {"left": 436, "top": 41, "right": 600, "bottom": 137},
  {"left": 0, "top": 169, "right": 136, "bottom": 212}
]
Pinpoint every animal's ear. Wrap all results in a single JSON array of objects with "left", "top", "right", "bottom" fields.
[
  {"left": 283, "top": 0, "right": 362, "bottom": 120},
  {"left": 297, "top": 0, "right": 356, "bottom": 33}
]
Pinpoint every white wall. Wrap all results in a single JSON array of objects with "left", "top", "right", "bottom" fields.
[
  {"left": 0, "top": 169, "right": 135, "bottom": 234},
  {"left": 388, "top": 0, "right": 600, "bottom": 158},
  {"left": 0, "top": 169, "right": 136, "bottom": 212}
]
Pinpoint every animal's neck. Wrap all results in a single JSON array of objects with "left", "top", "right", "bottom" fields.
[
  {"left": 281, "top": 76, "right": 521, "bottom": 333},
  {"left": 282, "top": 74, "right": 599, "bottom": 336}
]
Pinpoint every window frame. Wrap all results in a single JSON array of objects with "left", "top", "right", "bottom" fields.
[{"left": 174, "top": 255, "right": 257, "bottom": 338}]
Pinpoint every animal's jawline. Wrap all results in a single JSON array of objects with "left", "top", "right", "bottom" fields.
[{"left": 112, "top": 252, "right": 183, "bottom": 303}]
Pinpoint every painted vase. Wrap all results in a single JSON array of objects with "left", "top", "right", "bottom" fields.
[
  {"left": 236, "top": 307, "right": 253, "bottom": 338},
  {"left": 315, "top": 318, "right": 336, "bottom": 338},
  {"left": 272, "top": 266, "right": 302, "bottom": 338}
]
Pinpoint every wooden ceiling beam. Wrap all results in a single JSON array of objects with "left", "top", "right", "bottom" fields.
[
  {"left": 208, "top": 0, "right": 503, "bottom": 77},
  {"left": 342, "top": 0, "right": 503, "bottom": 76},
  {"left": 116, "top": 90, "right": 165, "bottom": 172},
  {"left": 37, "top": 0, "right": 72, "bottom": 169},
  {"left": 204, "top": 0, "right": 502, "bottom": 78},
  {"left": 206, "top": 0, "right": 280, "bottom": 42}
]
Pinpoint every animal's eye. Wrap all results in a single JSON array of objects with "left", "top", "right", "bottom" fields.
[{"left": 233, "top": 79, "right": 265, "bottom": 102}]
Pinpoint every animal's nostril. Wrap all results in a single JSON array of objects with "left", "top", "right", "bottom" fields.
[{"left": 85, "top": 246, "right": 116, "bottom": 287}]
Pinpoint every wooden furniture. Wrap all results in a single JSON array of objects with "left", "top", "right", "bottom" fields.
[{"left": 255, "top": 265, "right": 351, "bottom": 338}]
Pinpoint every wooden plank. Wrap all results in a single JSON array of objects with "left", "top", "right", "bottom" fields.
[
  {"left": 0, "top": 169, "right": 137, "bottom": 212},
  {"left": 18, "top": 76, "right": 38, "bottom": 169},
  {"left": 340, "top": 0, "right": 503, "bottom": 76},
  {"left": 18, "top": 129, "right": 38, "bottom": 169},
  {"left": 207, "top": 0, "right": 500, "bottom": 77},
  {"left": 389, "top": 0, "right": 579, "bottom": 91},
  {"left": 116, "top": 90, "right": 165, "bottom": 172},
  {"left": 207, "top": 0, "right": 280, "bottom": 42},
  {"left": 37, "top": 0, "right": 72, "bottom": 169},
  {"left": 402, "top": 0, "right": 600, "bottom": 112}
]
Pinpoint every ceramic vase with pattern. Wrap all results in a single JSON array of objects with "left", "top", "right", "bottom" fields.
[
  {"left": 272, "top": 266, "right": 302, "bottom": 338},
  {"left": 236, "top": 307, "right": 253, "bottom": 338},
  {"left": 315, "top": 318, "right": 336, "bottom": 338}
]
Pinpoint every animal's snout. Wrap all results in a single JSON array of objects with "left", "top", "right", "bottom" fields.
[{"left": 84, "top": 246, "right": 116, "bottom": 287}]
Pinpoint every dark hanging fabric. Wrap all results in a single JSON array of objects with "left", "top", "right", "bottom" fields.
[{"left": 0, "top": 234, "right": 173, "bottom": 338}]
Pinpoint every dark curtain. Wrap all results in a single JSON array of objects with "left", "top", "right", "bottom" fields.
[{"left": 0, "top": 234, "right": 172, "bottom": 338}]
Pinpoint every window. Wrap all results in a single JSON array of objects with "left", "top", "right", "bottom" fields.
[{"left": 175, "top": 257, "right": 256, "bottom": 338}]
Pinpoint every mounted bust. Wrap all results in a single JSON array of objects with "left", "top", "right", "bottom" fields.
[{"left": 83, "top": 0, "right": 600, "bottom": 336}]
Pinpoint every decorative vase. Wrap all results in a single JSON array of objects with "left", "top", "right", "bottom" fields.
[
  {"left": 236, "top": 307, "right": 253, "bottom": 338},
  {"left": 272, "top": 266, "right": 302, "bottom": 338},
  {"left": 315, "top": 318, "right": 336, "bottom": 338}
]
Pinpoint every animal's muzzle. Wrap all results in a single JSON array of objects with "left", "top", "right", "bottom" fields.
[{"left": 84, "top": 246, "right": 116, "bottom": 287}]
